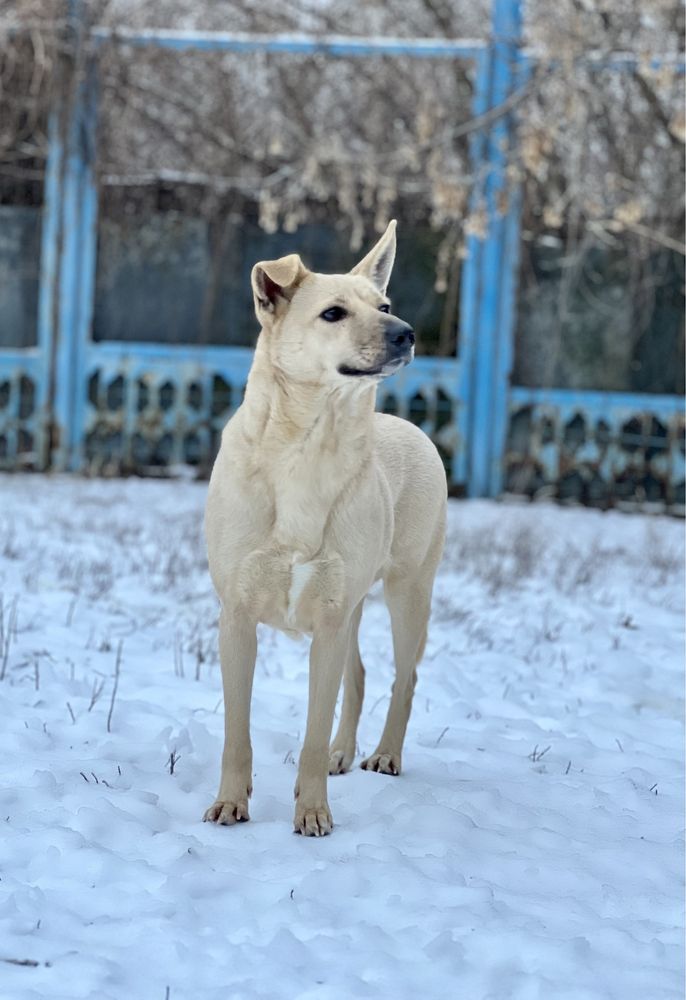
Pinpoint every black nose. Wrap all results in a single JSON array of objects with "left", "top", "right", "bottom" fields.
[{"left": 384, "top": 321, "right": 415, "bottom": 351}]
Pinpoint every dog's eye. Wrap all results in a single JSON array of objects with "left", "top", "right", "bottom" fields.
[
  {"left": 379, "top": 304, "right": 390, "bottom": 313},
  {"left": 320, "top": 306, "right": 347, "bottom": 322}
]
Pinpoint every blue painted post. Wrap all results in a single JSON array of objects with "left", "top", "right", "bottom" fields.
[
  {"left": 456, "top": 48, "right": 490, "bottom": 490},
  {"left": 466, "top": 0, "right": 524, "bottom": 497},
  {"left": 51, "top": 0, "right": 98, "bottom": 470},
  {"left": 488, "top": 46, "right": 531, "bottom": 497},
  {"left": 67, "top": 56, "right": 99, "bottom": 472}
]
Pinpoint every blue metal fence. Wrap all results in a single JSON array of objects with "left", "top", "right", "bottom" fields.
[{"left": 0, "top": 0, "right": 683, "bottom": 511}]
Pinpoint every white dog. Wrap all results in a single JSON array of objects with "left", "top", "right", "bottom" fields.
[{"left": 203, "top": 221, "right": 446, "bottom": 835}]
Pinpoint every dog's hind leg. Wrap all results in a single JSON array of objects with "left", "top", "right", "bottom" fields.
[
  {"left": 361, "top": 570, "right": 433, "bottom": 776},
  {"left": 203, "top": 610, "right": 257, "bottom": 825},
  {"left": 329, "top": 599, "right": 365, "bottom": 775}
]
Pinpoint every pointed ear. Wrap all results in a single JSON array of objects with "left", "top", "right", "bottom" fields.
[
  {"left": 251, "top": 253, "right": 309, "bottom": 323},
  {"left": 349, "top": 220, "right": 397, "bottom": 294}
]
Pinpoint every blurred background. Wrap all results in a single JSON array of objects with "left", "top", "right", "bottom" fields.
[{"left": 0, "top": 0, "right": 684, "bottom": 508}]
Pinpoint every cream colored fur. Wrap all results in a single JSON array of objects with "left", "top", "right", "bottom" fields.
[{"left": 203, "top": 221, "right": 447, "bottom": 836}]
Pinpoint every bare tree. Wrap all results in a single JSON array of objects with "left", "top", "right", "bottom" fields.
[{"left": 1, "top": 0, "right": 683, "bottom": 368}]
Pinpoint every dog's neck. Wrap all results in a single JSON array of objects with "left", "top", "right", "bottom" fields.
[{"left": 241, "top": 336, "right": 377, "bottom": 555}]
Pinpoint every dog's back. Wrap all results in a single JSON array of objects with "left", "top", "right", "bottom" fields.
[{"left": 372, "top": 411, "right": 446, "bottom": 573}]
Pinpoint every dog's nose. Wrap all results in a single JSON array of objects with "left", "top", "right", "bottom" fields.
[{"left": 384, "top": 321, "right": 415, "bottom": 350}]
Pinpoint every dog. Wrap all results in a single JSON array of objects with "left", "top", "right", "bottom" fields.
[{"left": 203, "top": 220, "right": 447, "bottom": 835}]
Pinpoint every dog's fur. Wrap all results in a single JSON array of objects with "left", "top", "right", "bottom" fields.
[{"left": 203, "top": 221, "right": 447, "bottom": 835}]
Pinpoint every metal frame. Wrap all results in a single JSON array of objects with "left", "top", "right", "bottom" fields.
[
  {"left": 90, "top": 28, "right": 487, "bottom": 61},
  {"left": 51, "top": 5, "right": 504, "bottom": 485}
]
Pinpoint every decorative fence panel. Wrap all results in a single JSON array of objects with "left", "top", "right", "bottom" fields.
[{"left": 507, "top": 388, "right": 685, "bottom": 509}]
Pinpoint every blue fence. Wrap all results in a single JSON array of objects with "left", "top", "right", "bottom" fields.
[{"left": 0, "top": 0, "right": 683, "bottom": 511}]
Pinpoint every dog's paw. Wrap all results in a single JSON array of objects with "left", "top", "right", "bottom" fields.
[
  {"left": 293, "top": 801, "right": 333, "bottom": 837},
  {"left": 328, "top": 747, "right": 354, "bottom": 775},
  {"left": 203, "top": 800, "right": 250, "bottom": 825},
  {"left": 360, "top": 751, "right": 401, "bottom": 776}
]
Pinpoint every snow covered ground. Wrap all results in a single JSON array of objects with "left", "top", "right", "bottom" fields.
[{"left": 0, "top": 473, "right": 683, "bottom": 1000}]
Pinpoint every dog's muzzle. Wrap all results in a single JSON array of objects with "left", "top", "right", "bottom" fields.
[
  {"left": 338, "top": 320, "right": 415, "bottom": 379},
  {"left": 381, "top": 320, "right": 415, "bottom": 372}
]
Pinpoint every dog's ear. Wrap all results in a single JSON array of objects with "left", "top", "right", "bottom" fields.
[
  {"left": 349, "top": 220, "right": 397, "bottom": 294},
  {"left": 251, "top": 254, "right": 309, "bottom": 324}
]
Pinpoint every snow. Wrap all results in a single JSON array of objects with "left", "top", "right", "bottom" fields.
[{"left": 0, "top": 473, "right": 683, "bottom": 1000}]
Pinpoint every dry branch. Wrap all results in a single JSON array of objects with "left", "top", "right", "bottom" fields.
[{"left": 106, "top": 639, "right": 123, "bottom": 733}]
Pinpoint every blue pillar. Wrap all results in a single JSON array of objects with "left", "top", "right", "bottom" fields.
[
  {"left": 51, "top": 0, "right": 98, "bottom": 471},
  {"left": 466, "top": 0, "right": 525, "bottom": 497},
  {"left": 456, "top": 48, "right": 490, "bottom": 491}
]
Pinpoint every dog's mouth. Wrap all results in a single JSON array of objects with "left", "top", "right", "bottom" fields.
[
  {"left": 337, "top": 355, "right": 411, "bottom": 379},
  {"left": 338, "top": 364, "right": 384, "bottom": 378}
]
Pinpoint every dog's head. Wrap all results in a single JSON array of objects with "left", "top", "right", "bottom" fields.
[{"left": 250, "top": 221, "right": 414, "bottom": 384}]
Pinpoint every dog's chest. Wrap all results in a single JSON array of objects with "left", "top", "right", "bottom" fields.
[
  {"left": 272, "top": 477, "right": 331, "bottom": 555},
  {"left": 228, "top": 397, "right": 372, "bottom": 632},
  {"left": 266, "top": 433, "right": 358, "bottom": 555},
  {"left": 237, "top": 547, "right": 345, "bottom": 634}
]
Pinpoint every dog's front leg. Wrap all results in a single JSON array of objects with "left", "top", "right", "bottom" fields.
[
  {"left": 203, "top": 610, "right": 257, "bottom": 826},
  {"left": 294, "top": 625, "right": 350, "bottom": 836}
]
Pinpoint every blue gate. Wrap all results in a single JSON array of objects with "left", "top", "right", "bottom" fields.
[{"left": 0, "top": 0, "right": 683, "bottom": 510}]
